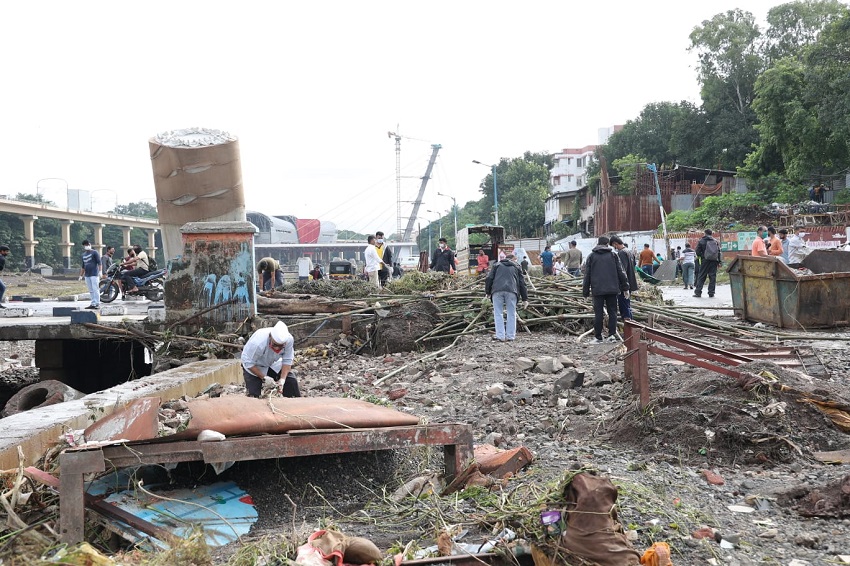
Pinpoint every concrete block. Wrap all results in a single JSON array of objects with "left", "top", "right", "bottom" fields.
[
  {"left": 22, "top": 297, "right": 43, "bottom": 303},
  {"left": 147, "top": 306, "right": 166, "bottom": 323},
  {"left": 57, "top": 295, "right": 85, "bottom": 302},
  {"left": 10, "top": 295, "right": 27, "bottom": 301},
  {"left": 100, "top": 305, "right": 127, "bottom": 316},
  {"left": 70, "top": 310, "right": 99, "bottom": 324},
  {"left": 0, "top": 308, "right": 34, "bottom": 318},
  {"left": 52, "top": 307, "right": 79, "bottom": 317}
]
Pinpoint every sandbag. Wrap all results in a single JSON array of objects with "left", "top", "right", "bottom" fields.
[
  {"left": 308, "top": 529, "right": 382, "bottom": 565},
  {"left": 560, "top": 473, "right": 641, "bottom": 566}
]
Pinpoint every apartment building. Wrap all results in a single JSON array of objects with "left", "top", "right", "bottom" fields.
[{"left": 544, "top": 145, "right": 596, "bottom": 232}]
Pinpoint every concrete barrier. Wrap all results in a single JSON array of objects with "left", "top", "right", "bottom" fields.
[
  {"left": 0, "top": 308, "right": 34, "bottom": 318},
  {"left": 0, "top": 358, "right": 241, "bottom": 470}
]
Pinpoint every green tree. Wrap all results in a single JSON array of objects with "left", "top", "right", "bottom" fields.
[
  {"left": 611, "top": 154, "right": 648, "bottom": 195},
  {"left": 689, "top": 9, "right": 764, "bottom": 168},
  {"left": 605, "top": 102, "right": 702, "bottom": 168},
  {"left": 476, "top": 151, "right": 552, "bottom": 228},
  {"left": 764, "top": 0, "right": 847, "bottom": 62},
  {"left": 745, "top": 8, "right": 850, "bottom": 181},
  {"left": 115, "top": 201, "right": 158, "bottom": 219}
]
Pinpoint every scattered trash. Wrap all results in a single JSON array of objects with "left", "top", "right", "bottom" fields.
[
  {"left": 91, "top": 478, "right": 257, "bottom": 548},
  {"left": 640, "top": 541, "right": 672, "bottom": 565},
  {"left": 727, "top": 504, "right": 756, "bottom": 513},
  {"left": 540, "top": 510, "right": 563, "bottom": 537}
]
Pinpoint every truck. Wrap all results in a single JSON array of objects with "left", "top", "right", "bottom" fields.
[{"left": 454, "top": 224, "right": 507, "bottom": 275}]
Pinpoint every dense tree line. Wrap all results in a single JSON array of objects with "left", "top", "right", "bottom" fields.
[
  {"left": 417, "top": 152, "right": 552, "bottom": 251},
  {"left": 595, "top": 1, "right": 849, "bottom": 195},
  {"left": 426, "top": 2, "right": 850, "bottom": 244}
]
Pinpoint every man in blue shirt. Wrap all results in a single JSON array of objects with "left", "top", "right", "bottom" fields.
[
  {"left": 540, "top": 245, "right": 554, "bottom": 276},
  {"left": 79, "top": 240, "right": 101, "bottom": 309}
]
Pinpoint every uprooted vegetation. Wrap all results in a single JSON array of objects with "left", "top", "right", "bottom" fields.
[{"left": 3, "top": 272, "right": 850, "bottom": 564}]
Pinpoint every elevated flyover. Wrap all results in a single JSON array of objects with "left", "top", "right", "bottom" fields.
[{"left": 0, "top": 196, "right": 160, "bottom": 268}]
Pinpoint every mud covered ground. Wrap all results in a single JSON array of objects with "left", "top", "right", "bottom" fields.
[
  {"left": 203, "top": 308, "right": 850, "bottom": 565},
  {"left": 4, "top": 276, "right": 850, "bottom": 565}
]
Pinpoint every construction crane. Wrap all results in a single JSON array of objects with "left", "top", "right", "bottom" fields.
[{"left": 388, "top": 130, "right": 439, "bottom": 240}]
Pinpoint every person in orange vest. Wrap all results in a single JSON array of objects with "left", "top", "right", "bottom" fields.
[{"left": 475, "top": 249, "right": 489, "bottom": 276}]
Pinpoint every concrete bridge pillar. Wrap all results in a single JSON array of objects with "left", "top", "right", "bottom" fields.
[
  {"left": 60, "top": 220, "right": 74, "bottom": 269},
  {"left": 145, "top": 229, "right": 158, "bottom": 262},
  {"left": 19, "top": 215, "right": 38, "bottom": 269},
  {"left": 92, "top": 224, "right": 105, "bottom": 249},
  {"left": 121, "top": 227, "right": 133, "bottom": 249}
]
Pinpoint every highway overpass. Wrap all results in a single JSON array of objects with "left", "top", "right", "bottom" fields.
[{"left": 0, "top": 197, "right": 160, "bottom": 268}]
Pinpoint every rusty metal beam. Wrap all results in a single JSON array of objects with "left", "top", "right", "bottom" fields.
[
  {"left": 637, "top": 324, "right": 754, "bottom": 364},
  {"left": 58, "top": 423, "right": 473, "bottom": 545},
  {"left": 654, "top": 315, "right": 769, "bottom": 351},
  {"left": 26, "top": 466, "right": 176, "bottom": 545},
  {"left": 646, "top": 345, "right": 742, "bottom": 379},
  {"left": 400, "top": 553, "right": 513, "bottom": 566},
  {"left": 58, "top": 451, "right": 105, "bottom": 544}
]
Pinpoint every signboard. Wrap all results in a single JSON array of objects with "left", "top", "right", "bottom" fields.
[
  {"left": 721, "top": 232, "right": 739, "bottom": 251},
  {"left": 737, "top": 232, "right": 758, "bottom": 251}
]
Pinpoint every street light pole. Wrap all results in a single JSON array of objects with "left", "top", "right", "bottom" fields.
[
  {"left": 427, "top": 210, "right": 442, "bottom": 239},
  {"left": 472, "top": 160, "right": 499, "bottom": 225},
  {"left": 35, "top": 178, "right": 68, "bottom": 205},
  {"left": 437, "top": 192, "right": 458, "bottom": 240}
]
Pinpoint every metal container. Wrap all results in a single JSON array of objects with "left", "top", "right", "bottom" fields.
[{"left": 728, "top": 250, "right": 850, "bottom": 328}]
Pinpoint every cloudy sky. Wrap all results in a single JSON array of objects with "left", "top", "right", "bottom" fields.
[{"left": 3, "top": 0, "right": 783, "bottom": 236}]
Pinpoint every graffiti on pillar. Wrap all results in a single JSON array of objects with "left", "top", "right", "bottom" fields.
[{"left": 165, "top": 232, "right": 256, "bottom": 325}]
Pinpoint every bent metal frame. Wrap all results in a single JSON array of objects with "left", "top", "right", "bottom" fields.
[
  {"left": 623, "top": 318, "right": 807, "bottom": 408},
  {"left": 58, "top": 423, "right": 473, "bottom": 544}
]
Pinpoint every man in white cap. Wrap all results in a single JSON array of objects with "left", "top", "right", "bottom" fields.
[{"left": 241, "top": 321, "right": 301, "bottom": 398}]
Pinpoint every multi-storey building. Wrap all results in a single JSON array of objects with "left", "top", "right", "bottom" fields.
[{"left": 544, "top": 145, "right": 596, "bottom": 234}]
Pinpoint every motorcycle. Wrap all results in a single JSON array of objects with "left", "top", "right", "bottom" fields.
[{"left": 99, "top": 263, "right": 166, "bottom": 303}]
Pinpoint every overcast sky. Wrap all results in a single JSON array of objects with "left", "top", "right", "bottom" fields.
[{"left": 3, "top": 0, "right": 784, "bottom": 236}]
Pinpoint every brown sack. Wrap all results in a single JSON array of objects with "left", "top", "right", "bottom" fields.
[
  {"left": 560, "top": 473, "right": 641, "bottom": 566},
  {"left": 344, "top": 537, "right": 383, "bottom": 564}
]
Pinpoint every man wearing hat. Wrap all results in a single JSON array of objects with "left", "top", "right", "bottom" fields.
[{"left": 241, "top": 321, "right": 301, "bottom": 398}]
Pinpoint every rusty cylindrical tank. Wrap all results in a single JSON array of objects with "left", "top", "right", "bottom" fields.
[{"left": 149, "top": 128, "right": 247, "bottom": 261}]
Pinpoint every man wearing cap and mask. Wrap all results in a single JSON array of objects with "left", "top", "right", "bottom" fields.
[{"left": 241, "top": 321, "right": 301, "bottom": 398}]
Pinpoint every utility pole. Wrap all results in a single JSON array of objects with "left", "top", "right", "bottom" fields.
[
  {"left": 438, "top": 192, "right": 457, "bottom": 241},
  {"left": 388, "top": 131, "right": 402, "bottom": 237},
  {"left": 402, "top": 143, "right": 441, "bottom": 241}
]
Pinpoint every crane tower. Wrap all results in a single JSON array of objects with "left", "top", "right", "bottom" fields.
[{"left": 387, "top": 130, "right": 441, "bottom": 241}]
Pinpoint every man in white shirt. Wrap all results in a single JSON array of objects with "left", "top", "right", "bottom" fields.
[
  {"left": 788, "top": 225, "right": 809, "bottom": 266},
  {"left": 241, "top": 321, "right": 300, "bottom": 398},
  {"left": 296, "top": 255, "right": 313, "bottom": 282},
  {"left": 364, "top": 235, "right": 381, "bottom": 288}
]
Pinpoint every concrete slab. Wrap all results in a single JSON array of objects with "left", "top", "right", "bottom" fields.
[
  {"left": 52, "top": 307, "right": 79, "bottom": 317},
  {"left": 147, "top": 306, "right": 166, "bottom": 323},
  {"left": 100, "top": 305, "right": 127, "bottom": 316},
  {"left": 659, "top": 283, "right": 734, "bottom": 317},
  {"left": 70, "top": 311, "right": 99, "bottom": 324},
  {"left": 22, "top": 297, "right": 43, "bottom": 303},
  {"left": 0, "top": 358, "right": 241, "bottom": 469},
  {"left": 0, "top": 308, "right": 34, "bottom": 318}
]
